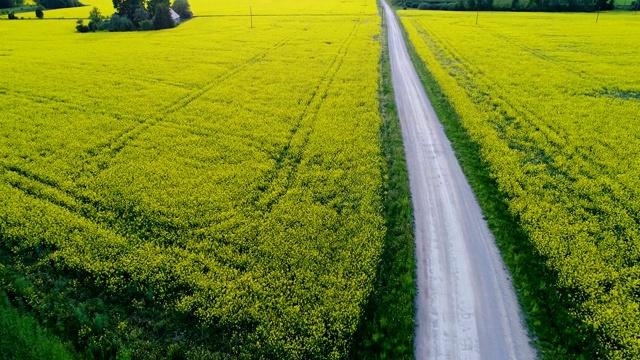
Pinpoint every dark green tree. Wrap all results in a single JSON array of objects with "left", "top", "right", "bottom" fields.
[
  {"left": 112, "top": 0, "right": 142, "bottom": 18},
  {"left": 35, "top": 0, "right": 80, "bottom": 9},
  {"left": 172, "top": 0, "right": 192, "bottom": 18},
  {"left": 89, "top": 6, "right": 102, "bottom": 22},
  {"left": 109, "top": 13, "right": 135, "bottom": 31},
  {"left": 0, "top": 0, "right": 14, "bottom": 9},
  {"left": 595, "top": 0, "right": 614, "bottom": 10},
  {"left": 152, "top": 3, "right": 174, "bottom": 30},
  {"left": 35, "top": 5, "right": 44, "bottom": 18},
  {"left": 146, "top": 0, "right": 169, "bottom": 18},
  {"left": 132, "top": 7, "right": 149, "bottom": 25},
  {"left": 76, "top": 19, "right": 89, "bottom": 32},
  {"left": 139, "top": 19, "right": 153, "bottom": 30}
]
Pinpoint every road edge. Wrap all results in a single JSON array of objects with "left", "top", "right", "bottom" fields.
[
  {"left": 349, "top": 3, "right": 416, "bottom": 359},
  {"left": 394, "top": 9, "right": 605, "bottom": 359}
]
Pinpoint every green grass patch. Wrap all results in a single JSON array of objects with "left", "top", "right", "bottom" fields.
[
  {"left": 396, "top": 11, "right": 603, "bottom": 360},
  {"left": 600, "top": 88, "right": 640, "bottom": 100},
  {"left": 349, "top": 4, "right": 416, "bottom": 360},
  {"left": 0, "top": 292, "right": 75, "bottom": 360}
]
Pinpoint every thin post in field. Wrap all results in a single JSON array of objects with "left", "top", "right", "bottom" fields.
[
  {"left": 596, "top": 6, "right": 600, "bottom": 23},
  {"left": 475, "top": 2, "right": 479, "bottom": 24}
]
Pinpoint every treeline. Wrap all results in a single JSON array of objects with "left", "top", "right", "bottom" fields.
[
  {"left": 0, "top": 0, "right": 23, "bottom": 9},
  {"left": 76, "top": 0, "right": 192, "bottom": 33},
  {"left": 394, "top": 0, "right": 616, "bottom": 11},
  {"left": 35, "top": 0, "right": 81, "bottom": 9},
  {"left": 0, "top": 0, "right": 80, "bottom": 10}
]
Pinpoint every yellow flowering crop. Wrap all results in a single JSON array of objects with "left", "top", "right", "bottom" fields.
[
  {"left": 401, "top": 10, "right": 640, "bottom": 359},
  {"left": 5, "top": 0, "right": 377, "bottom": 19},
  {"left": 0, "top": 0, "right": 383, "bottom": 358}
]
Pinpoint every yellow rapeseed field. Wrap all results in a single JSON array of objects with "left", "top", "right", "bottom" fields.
[
  {"left": 0, "top": 0, "right": 383, "bottom": 357},
  {"left": 401, "top": 10, "right": 640, "bottom": 359},
  {"left": 4, "top": 0, "right": 377, "bottom": 18}
]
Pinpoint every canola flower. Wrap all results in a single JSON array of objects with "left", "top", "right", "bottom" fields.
[
  {"left": 0, "top": 1, "right": 383, "bottom": 357},
  {"left": 2, "top": 0, "right": 378, "bottom": 19},
  {"left": 400, "top": 10, "right": 640, "bottom": 359}
]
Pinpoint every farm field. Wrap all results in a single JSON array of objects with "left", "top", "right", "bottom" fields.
[
  {"left": 399, "top": 9, "right": 640, "bottom": 359},
  {"left": 0, "top": 0, "right": 384, "bottom": 357},
  {"left": 1, "top": 0, "right": 374, "bottom": 19}
]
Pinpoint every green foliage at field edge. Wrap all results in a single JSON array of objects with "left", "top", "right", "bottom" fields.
[
  {"left": 0, "top": 291, "right": 75, "bottom": 360},
  {"left": 397, "top": 14, "right": 604, "bottom": 360},
  {"left": 0, "top": 5, "right": 36, "bottom": 14},
  {"left": 349, "top": 5, "right": 416, "bottom": 360}
]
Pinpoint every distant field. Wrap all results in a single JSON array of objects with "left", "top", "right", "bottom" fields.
[
  {"left": 400, "top": 9, "right": 640, "bottom": 359},
  {"left": 2, "top": 0, "right": 376, "bottom": 18},
  {"left": 0, "top": 0, "right": 384, "bottom": 357}
]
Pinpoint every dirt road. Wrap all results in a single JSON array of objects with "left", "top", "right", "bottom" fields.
[{"left": 380, "top": 2, "right": 536, "bottom": 359}]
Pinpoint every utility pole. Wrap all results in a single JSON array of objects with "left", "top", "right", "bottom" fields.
[
  {"left": 250, "top": 6, "right": 253, "bottom": 28},
  {"left": 475, "top": 1, "right": 479, "bottom": 25},
  {"left": 635, "top": 0, "right": 639, "bottom": 14},
  {"left": 596, "top": 6, "right": 600, "bottom": 23}
]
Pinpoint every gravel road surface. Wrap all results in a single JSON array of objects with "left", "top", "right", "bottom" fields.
[{"left": 380, "top": 2, "right": 537, "bottom": 358}]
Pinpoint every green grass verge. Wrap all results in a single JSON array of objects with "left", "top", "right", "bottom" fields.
[
  {"left": 396, "top": 11, "right": 603, "bottom": 360},
  {"left": 0, "top": 292, "right": 75, "bottom": 360},
  {"left": 349, "top": 5, "right": 416, "bottom": 360}
]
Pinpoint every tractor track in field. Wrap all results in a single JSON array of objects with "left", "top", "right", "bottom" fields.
[
  {"left": 78, "top": 21, "right": 319, "bottom": 178},
  {"left": 250, "top": 11, "right": 365, "bottom": 213},
  {"left": 380, "top": 1, "right": 536, "bottom": 359},
  {"left": 0, "top": 14, "right": 362, "bottom": 250}
]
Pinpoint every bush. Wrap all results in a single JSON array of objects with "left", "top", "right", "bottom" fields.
[
  {"left": 152, "top": 3, "right": 174, "bottom": 30},
  {"left": 8, "top": 11, "right": 16, "bottom": 19},
  {"left": 35, "top": 5, "right": 44, "bottom": 18},
  {"left": 132, "top": 7, "right": 148, "bottom": 25},
  {"left": 171, "top": 0, "right": 192, "bottom": 19},
  {"left": 109, "top": 14, "right": 135, "bottom": 31},
  {"left": 146, "top": 0, "right": 168, "bottom": 18},
  {"left": 0, "top": 292, "right": 74, "bottom": 360},
  {"left": 88, "top": 20, "right": 98, "bottom": 31},
  {"left": 108, "top": 14, "right": 120, "bottom": 30},
  {"left": 139, "top": 19, "right": 153, "bottom": 30},
  {"left": 76, "top": 19, "right": 89, "bottom": 32},
  {"left": 98, "top": 21, "right": 110, "bottom": 31}
]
